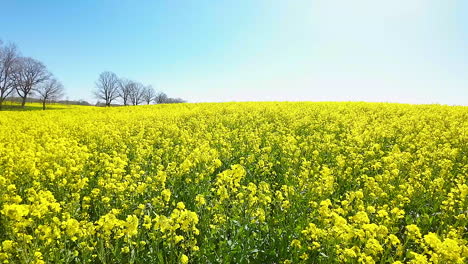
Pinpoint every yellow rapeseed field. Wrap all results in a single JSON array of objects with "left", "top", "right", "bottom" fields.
[{"left": 0, "top": 102, "right": 467, "bottom": 263}]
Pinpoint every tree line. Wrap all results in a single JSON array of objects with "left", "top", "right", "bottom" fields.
[
  {"left": 0, "top": 40, "right": 64, "bottom": 110},
  {"left": 94, "top": 71, "right": 185, "bottom": 107},
  {"left": 1, "top": 39, "right": 185, "bottom": 110}
]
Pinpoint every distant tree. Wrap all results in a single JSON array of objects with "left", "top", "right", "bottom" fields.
[
  {"left": 36, "top": 78, "right": 64, "bottom": 110},
  {"left": 57, "top": 99, "right": 91, "bottom": 106},
  {"left": 0, "top": 41, "right": 19, "bottom": 110},
  {"left": 94, "top": 71, "right": 119, "bottom": 107},
  {"left": 142, "top": 85, "right": 155, "bottom": 105},
  {"left": 78, "top": 100, "right": 91, "bottom": 106},
  {"left": 154, "top": 92, "right": 168, "bottom": 104},
  {"left": 117, "top": 78, "right": 132, "bottom": 106},
  {"left": 129, "top": 81, "right": 144, "bottom": 106},
  {"left": 12, "top": 57, "right": 50, "bottom": 107},
  {"left": 165, "top": 97, "right": 186, "bottom": 104}
]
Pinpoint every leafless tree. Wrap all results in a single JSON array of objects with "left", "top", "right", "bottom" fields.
[
  {"left": 154, "top": 91, "right": 168, "bottom": 104},
  {"left": 36, "top": 78, "right": 64, "bottom": 110},
  {"left": 12, "top": 57, "right": 50, "bottom": 107},
  {"left": 117, "top": 78, "right": 132, "bottom": 106},
  {"left": 0, "top": 41, "right": 19, "bottom": 110},
  {"left": 37, "top": 78, "right": 64, "bottom": 109},
  {"left": 94, "top": 71, "right": 119, "bottom": 107},
  {"left": 129, "top": 81, "right": 144, "bottom": 106},
  {"left": 142, "top": 85, "right": 155, "bottom": 105}
]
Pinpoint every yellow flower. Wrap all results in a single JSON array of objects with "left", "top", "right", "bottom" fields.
[
  {"left": 300, "top": 253, "right": 309, "bottom": 260},
  {"left": 290, "top": 239, "right": 302, "bottom": 249},
  {"left": 387, "top": 234, "right": 400, "bottom": 246},
  {"left": 34, "top": 251, "right": 43, "bottom": 259},
  {"left": 143, "top": 215, "right": 152, "bottom": 229},
  {"left": 352, "top": 211, "right": 370, "bottom": 224},
  {"left": 124, "top": 215, "right": 139, "bottom": 237},
  {"left": 121, "top": 246, "right": 130, "bottom": 253},
  {"left": 180, "top": 254, "right": 189, "bottom": 264},
  {"left": 365, "top": 238, "right": 383, "bottom": 256},
  {"left": 406, "top": 225, "right": 422, "bottom": 240},
  {"left": 1, "top": 240, "right": 14, "bottom": 251},
  {"left": 1, "top": 204, "right": 30, "bottom": 221},
  {"left": 195, "top": 194, "right": 206, "bottom": 206},
  {"left": 175, "top": 235, "right": 184, "bottom": 244},
  {"left": 177, "top": 202, "right": 185, "bottom": 210},
  {"left": 161, "top": 189, "right": 171, "bottom": 202},
  {"left": 409, "top": 252, "right": 428, "bottom": 264}
]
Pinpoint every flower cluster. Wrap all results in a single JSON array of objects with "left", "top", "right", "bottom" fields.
[{"left": 0, "top": 102, "right": 467, "bottom": 263}]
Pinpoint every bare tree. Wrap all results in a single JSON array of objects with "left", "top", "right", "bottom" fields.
[
  {"left": 12, "top": 57, "right": 50, "bottom": 107},
  {"left": 154, "top": 91, "right": 168, "bottom": 104},
  {"left": 36, "top": 78, "right": 64, "bottom": 110},
  {"left": 94, "top": 71, "right": 119, "bottom": 107},
  {"left": 142, "top": 85, "right": 155, "bottom": 105},
  {"left": 0, "top": 41, "right": 19, "bottom": 110},
  {"left": 129, "top": 81, "right": 144, "bottom": 106},
  {"left": 117, "top": 78, "right": 132, "bottom": 106}
]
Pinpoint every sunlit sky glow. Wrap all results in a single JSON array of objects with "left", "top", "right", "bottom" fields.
[{"left": 1, "top": 0, "right": 467, "bottom": 105}]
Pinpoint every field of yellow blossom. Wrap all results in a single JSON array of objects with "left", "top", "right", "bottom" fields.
[{"left": 0, "top": 102, "right": 467, "bottom": 263}]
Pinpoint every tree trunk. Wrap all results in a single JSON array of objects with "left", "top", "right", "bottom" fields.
[
  {"left": 43, "top": 100, "right": 46, "bottom": 110},
  {"left": 0, "top": 99, "right": 3, "bottom": 110},
  {"left": 21, "top": 97, "right": 26, "bottom": 107}
]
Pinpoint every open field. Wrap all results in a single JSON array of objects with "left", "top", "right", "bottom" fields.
[
  {"left": 0, "top": 102, "right": 467, "bottom": 263},
  {"left": 0, "top": 102, "right": 70, "bottom": 111}
]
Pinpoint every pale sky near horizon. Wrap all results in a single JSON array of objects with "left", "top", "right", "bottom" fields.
[{"left": 1, "top": 0, "right": 467, "bottom": 105}]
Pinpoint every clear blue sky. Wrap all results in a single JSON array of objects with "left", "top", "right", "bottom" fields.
[{"left": 1, "top": 0, "right": 467, "bottom": 105}]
